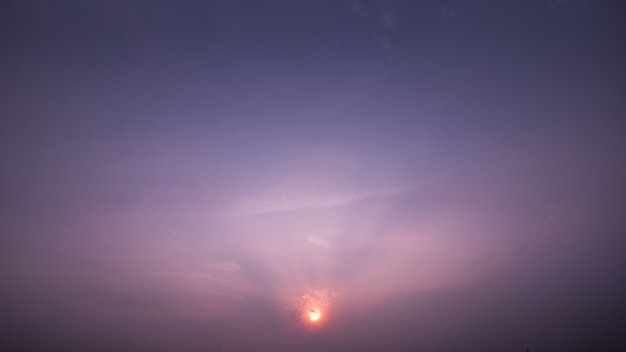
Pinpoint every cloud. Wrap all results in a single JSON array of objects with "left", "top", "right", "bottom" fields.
[
  {"left": 344, "top": 0, "right": 399, "bottom": 55},
  {"left": 307, "top": 234, "right": 331, "bottom": 249},
  {"left": 289, "top": 289, "right": 334, "bottom": 323},
  {"left": 380, "top": 9, "right": 398, "bottom": 28},
  {"left": 224, "top": 185, "right": 413, "bottom": 217}
]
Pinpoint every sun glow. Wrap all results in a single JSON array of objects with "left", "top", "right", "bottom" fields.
[
  {"left": 292, "top": 290, "right": 332, "bottom": 327},
  {"left": 308, "top": 308, "right": 321, "bottom": 322}
]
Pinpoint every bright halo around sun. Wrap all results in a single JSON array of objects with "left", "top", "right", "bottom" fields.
[
  {"left": 291, "top": 289, "right": 333, "bottom": 328},
  {"left": 308, "top": 308, "right": 321, "bottom": 322}
]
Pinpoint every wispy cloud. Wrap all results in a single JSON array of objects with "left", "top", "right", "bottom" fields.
[
  {"left": 224, "top": 185, "right": 413, "bottom": 217},
  {"left": 307, "top": 234, "right": 331, "bottom": 249},
  {"left": 344, "top": 0, "right": 399, "bottom": 57},
  {"left": 380, "top": 8, "right": 398, "bottom": 28}
]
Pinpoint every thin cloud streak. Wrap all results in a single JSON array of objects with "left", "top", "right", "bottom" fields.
[
  {"left": 223, "top": 185, "right": 415, "bottom": 217},
  {"left": 307, "top": 234, "right": 331, "bottom": 249}
]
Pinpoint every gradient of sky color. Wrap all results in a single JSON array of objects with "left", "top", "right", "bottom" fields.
[{"left": 1, "top": 1, "right": 625, "bottom": 351}]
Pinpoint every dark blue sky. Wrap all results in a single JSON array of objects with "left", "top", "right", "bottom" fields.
[{"left": 1, "top": 1, "right": 625, "bottom": 351}]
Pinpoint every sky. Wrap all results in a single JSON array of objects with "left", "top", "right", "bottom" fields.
[{"left": 1, "top": 0, "right": 625, "bottom": 351}]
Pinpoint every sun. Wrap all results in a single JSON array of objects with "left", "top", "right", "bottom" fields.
[
  {"left": 292, "top": 290, "right": 332, "bottom": 327},
  {"left": 307, "top": 308, "right": 321, "bottom": 322}
]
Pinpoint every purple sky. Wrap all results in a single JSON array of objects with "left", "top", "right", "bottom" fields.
[{"left": 1, "top": 1, "right": 625, "bottom": 351}]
